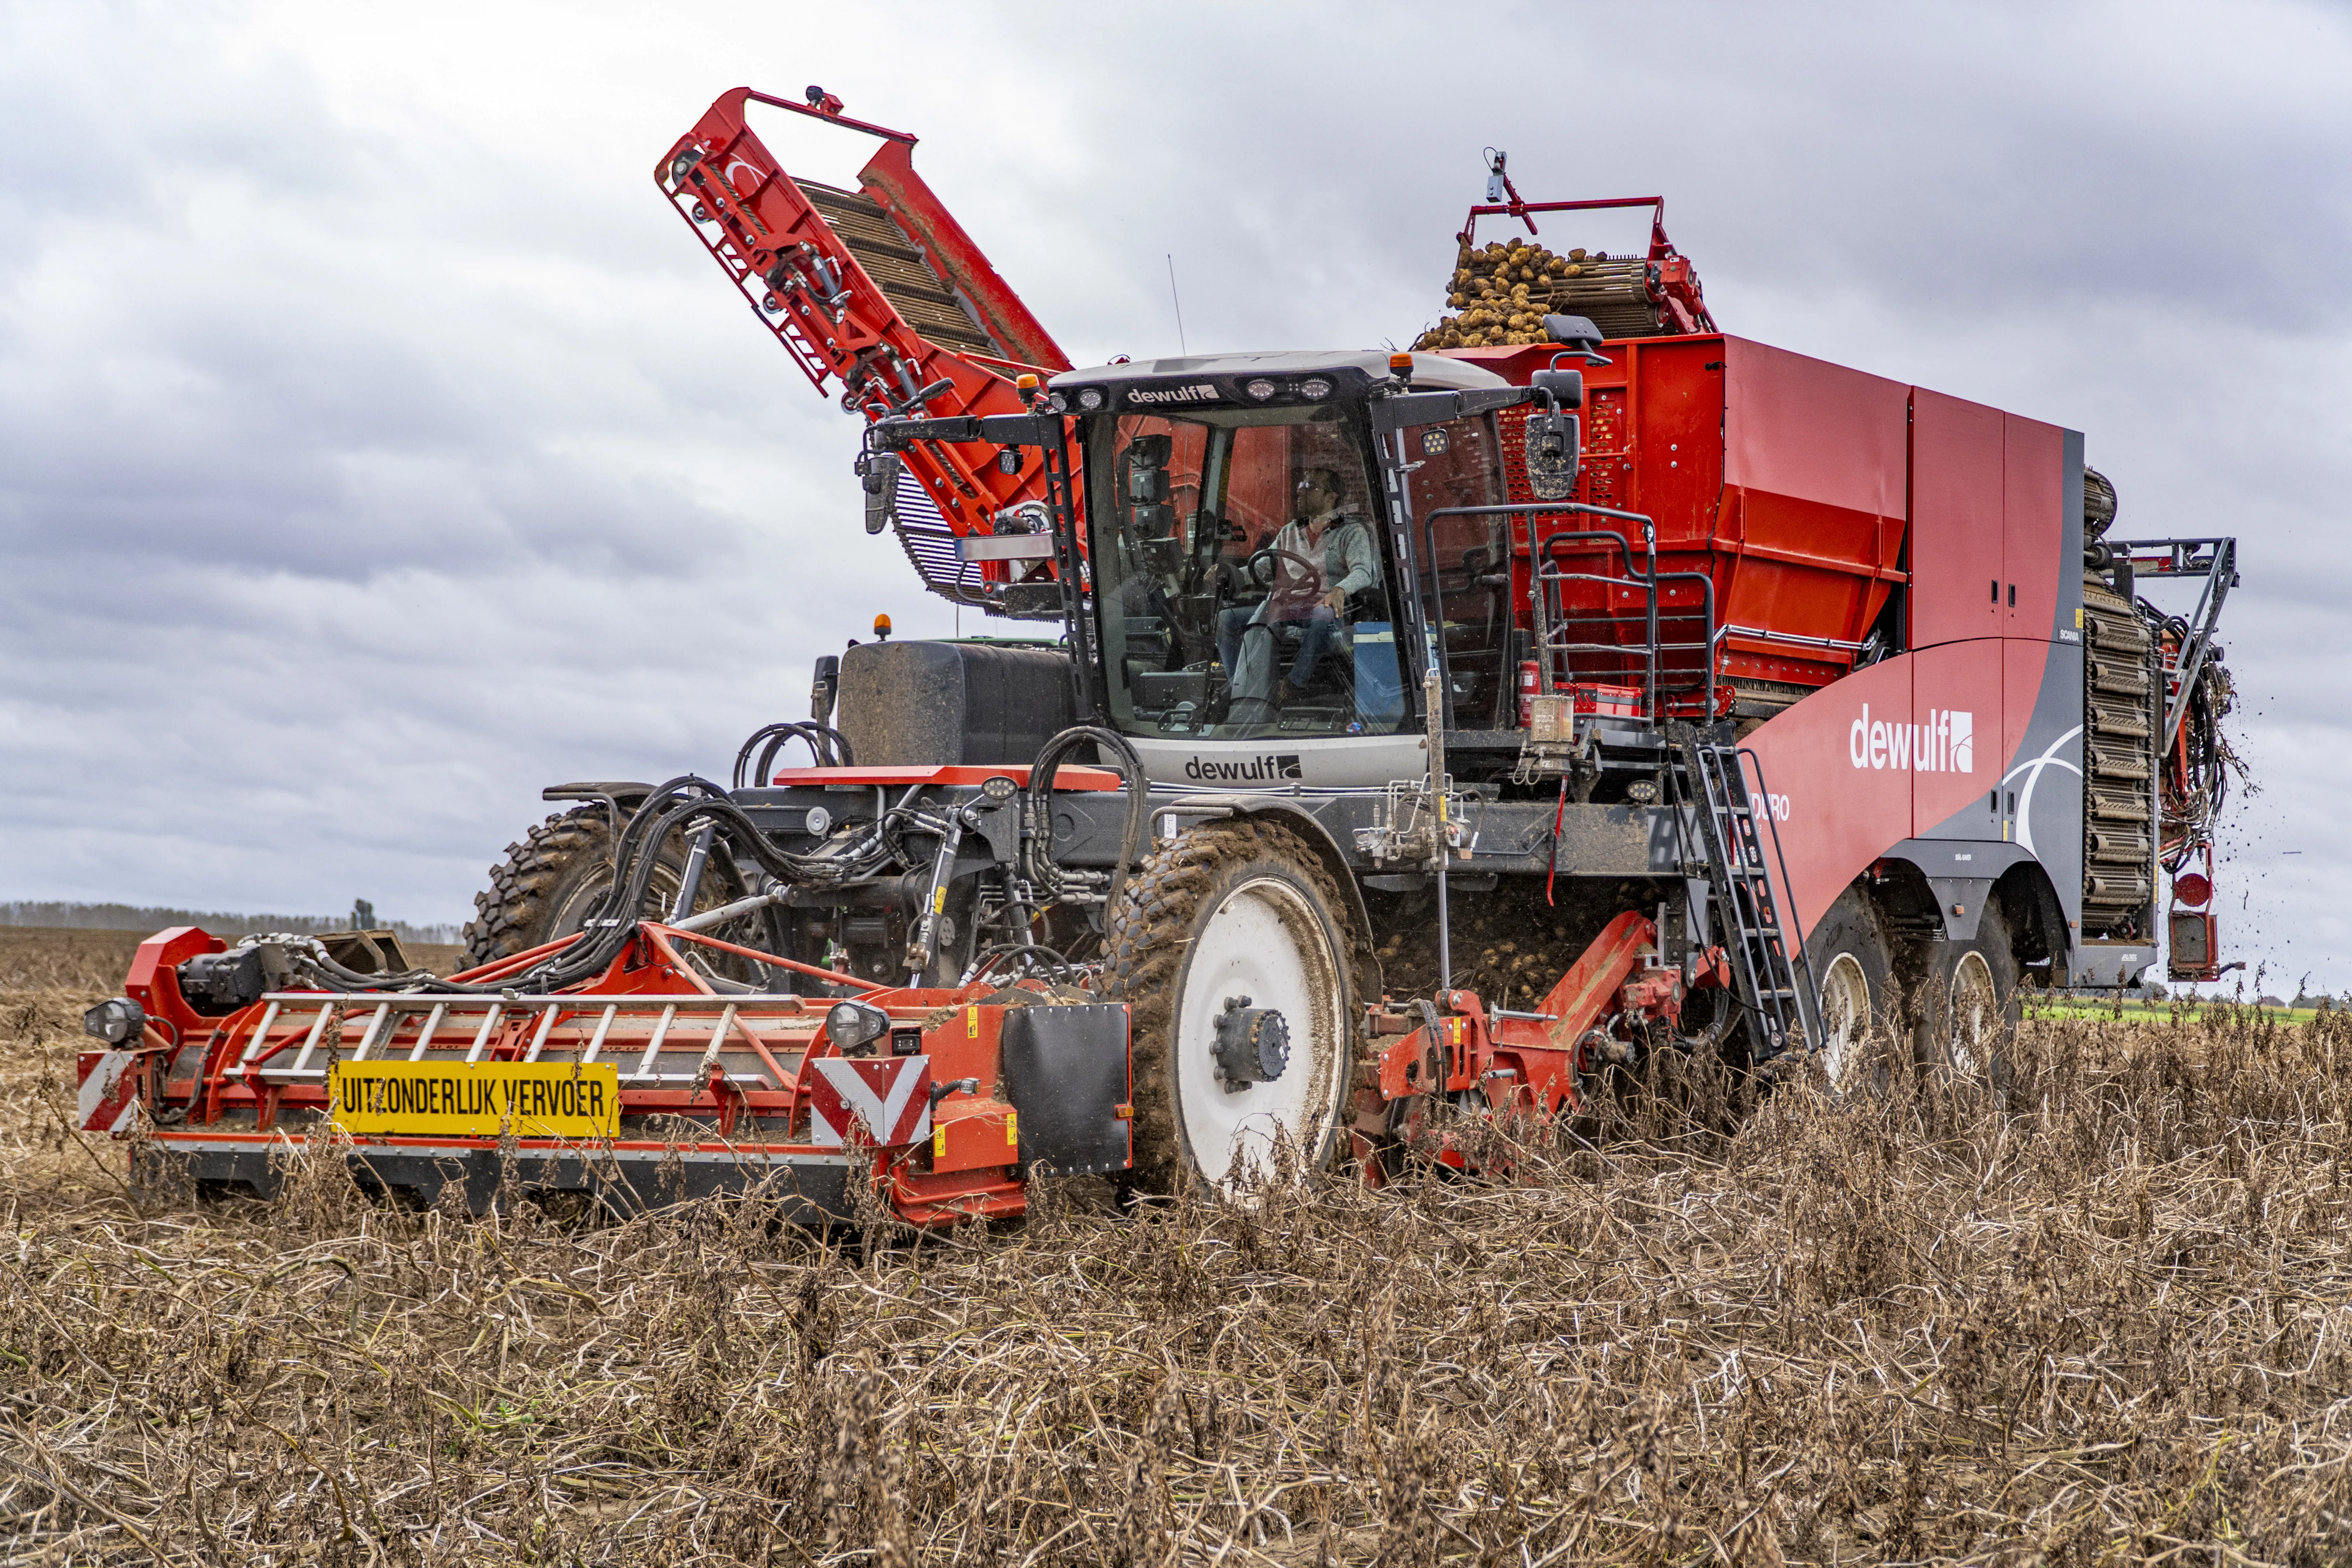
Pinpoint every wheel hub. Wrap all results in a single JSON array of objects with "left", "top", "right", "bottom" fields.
[
  {"left": 1212, "top": 996, "right": 1291, "bottom": 1090},
  {"left": 1164, "top": 869, "right": 1346, "bottom": 1193}
]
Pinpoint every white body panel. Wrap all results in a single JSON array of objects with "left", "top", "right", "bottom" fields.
[{"left": 1125, "top": 734, "right": 1428, "bottom": 791}]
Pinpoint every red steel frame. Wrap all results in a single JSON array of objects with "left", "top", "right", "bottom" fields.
[
  {"left": 1355, "top": 911, "right": 1728, "bottom": 1174},
  {"left": 1456, "top": 193, "right": 1716, "bottom": 335},
  {"left": 101, "top": 922, "right": 1118, "bottom": 1227},
  {"left": 658, "top": 88, "right": 1075, "bottom": 589}
]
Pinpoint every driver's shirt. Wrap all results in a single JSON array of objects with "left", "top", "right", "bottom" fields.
[{"left": 1262, "top": 512, "right": 1379, "bottom": 616}]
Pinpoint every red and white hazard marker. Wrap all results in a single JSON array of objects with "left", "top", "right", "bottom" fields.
[
  {"left": 77, "top": 1051, "right": 143, "bottom": 1135},
  {"left": 807, "top": 1055, "right": 933, "bottom": 1147}
]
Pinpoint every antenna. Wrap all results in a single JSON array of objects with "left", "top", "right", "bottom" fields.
[{"left": 1166, "top": 253, "right": 1188, "bottom": 354}]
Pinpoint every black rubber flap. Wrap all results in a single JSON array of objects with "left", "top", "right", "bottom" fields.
[{"left": 999, "top": 1003, "right": 1130, "bottom": 1176}]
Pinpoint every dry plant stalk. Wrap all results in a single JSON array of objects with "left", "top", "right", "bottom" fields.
[{"left": 5, "top": 929, "right": 2352, "bottom": 1563}]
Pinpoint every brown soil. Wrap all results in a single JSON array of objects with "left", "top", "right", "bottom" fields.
[
  {"left": 1364, "top": 875, "right": 1644, "bottom": 1008},
  {"left": 3, "top": 926, "right": 2349, "bottom": 1561}
]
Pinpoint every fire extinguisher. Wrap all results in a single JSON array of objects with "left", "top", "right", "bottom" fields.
[{"left": 1517, "top": 660, "right": 1541, "bottom": 728}]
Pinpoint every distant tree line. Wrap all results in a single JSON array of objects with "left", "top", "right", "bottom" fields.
[{"left": 1, "top": 900, "right": 460, "bottom": 948}]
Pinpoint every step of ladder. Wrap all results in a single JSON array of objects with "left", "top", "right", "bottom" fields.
[{"left": 1671, "top": 728, "right": 1815, "bottom": 1064}]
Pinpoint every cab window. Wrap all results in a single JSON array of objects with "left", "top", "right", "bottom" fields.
[
  {"left": 1092, "top": 406, "right": 1409, "bottom": 740},
  {"left": 1398, "top": 415, "right": 1512, "bottom": 728}
]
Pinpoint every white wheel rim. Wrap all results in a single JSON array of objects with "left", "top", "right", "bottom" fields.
[
  {"left": 1817, "top": 952, "right": 1871, "bottom": 1090},
  {"left": 1174, "top": 875, "right": 1344, "bottom": 1192},
  {"left": 1947, "top": 950, "right": 1997, "bottom": 1076}
]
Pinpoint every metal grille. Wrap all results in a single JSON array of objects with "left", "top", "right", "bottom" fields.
[
  {"left": 2081, "top": 576, "right": 2159, "bottom": 932},
  {"left": 890, "top": 471, "right": 965, "bottom": 590}
]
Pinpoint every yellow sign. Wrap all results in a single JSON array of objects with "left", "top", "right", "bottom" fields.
[{"left": 331, "top": 1060, "right": 619, "bottom": 1139}]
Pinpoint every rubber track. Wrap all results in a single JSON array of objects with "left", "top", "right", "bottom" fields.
[
  {"left": 459, "top": 807, "right": 613, "bottom": 969},
  {"left": 1101, "top": 819, "right": 1376, "bottom": 1192}
]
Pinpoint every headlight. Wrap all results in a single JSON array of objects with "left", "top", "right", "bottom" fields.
[
  {"left": 83, "top": 997, "right": 146, "bottom": 1046},
  {"left": 1046, "top": 391, "right": 1068, "bottom": 413},
  {"left": 1244, "top": 377, "right": 1278, "bottom": 401},
  {"left": 825, "top": 999, "right": 891, "bottom": 1055},
  {"left": 1298, "top": 377, "right": 1333, "bottom": 401},
  {"left": 1077, "top": 387, "right": 1105, "bottom": 412}
]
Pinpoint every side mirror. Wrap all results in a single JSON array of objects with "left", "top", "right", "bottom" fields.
[
  {"left": 1544, "top": 313, "right": 1604, "bottom": 349},
  {"left": 1525, "top": 410, "right": 1581, "bottom": 502},
  {"left": 810, "top": 654, "right": 840, "bottom": 727},
  {"left": 860, "top": 450, "right": 901, "bottom": 535},
  {"left": 1543, "top": 313, "right": 1610, "bottom": 366},
  {"left": 1530, "top": 368, "right": 1584, "bottom": 409}
]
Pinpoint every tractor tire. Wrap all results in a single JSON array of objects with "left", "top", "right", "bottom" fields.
[
  {"left": 1916, "top": 890, "right": 2022, "bottom": 1087},
  {"left": 461, "top": 807, "right": 745, "bottom": 970},
  {"left": 1809, "top": 884, "right": 1893, "bottom": 1092},
  {"left": 1102, "top": 819, "right": 1358, "bottom": 1197}
]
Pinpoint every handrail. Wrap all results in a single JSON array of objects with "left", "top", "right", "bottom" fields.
[
  {"left": 1418, "top": 500, "right": 1668, "bottom": 723},
  {"left": 1532, "top": 527, "right": 1645, "bottom": 580},
  {"left": 1714, "top": 622, "right": 1871, "bottom": 655},
  {"left": 1418, "top": 502, "right": 1636, "bottom": 727},
  {"left": 737, "top": 87, "right": 918, "bottom": 146},
  {"left": 1413, "top": 499, "right": 1731, "bottom": 725},
  {"left": 1526, "top": 558, "right": 1717, "bottom": 719}
]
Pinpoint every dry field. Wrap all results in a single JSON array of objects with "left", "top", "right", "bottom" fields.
[{"left": 5, "top": 925, "right": 2352, "bottom": 1564}]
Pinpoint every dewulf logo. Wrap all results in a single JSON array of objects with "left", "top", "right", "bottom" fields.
[
  {"left": 1849, "top": 705, "right": 1972, "bottom": 774},
  {"left": 1126, "top": 383, "right": 1220, "bottom": 406},
  {"left": 1182, "top": 753, "right": 1304, "bottom": 783}
]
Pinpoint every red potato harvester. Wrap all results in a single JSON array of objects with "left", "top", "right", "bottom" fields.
[{"left": 81, "top": 87, "right": 2240, "bottom": 1219}]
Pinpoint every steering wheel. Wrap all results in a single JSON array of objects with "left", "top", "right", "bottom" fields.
[{"left": 1247, "top": 546, "right": 1327, "bottom": 609}]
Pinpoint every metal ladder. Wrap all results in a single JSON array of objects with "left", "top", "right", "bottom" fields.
[{"left": 1672, "top": 729, "right": 1814, "bottom": 1064}]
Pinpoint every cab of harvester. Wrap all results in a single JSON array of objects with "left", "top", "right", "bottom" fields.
[{"left": 887, "top": 349, "right": 1563, "bottom": 786}]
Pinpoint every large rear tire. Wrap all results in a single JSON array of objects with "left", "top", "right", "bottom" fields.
[
  {"left": 1102, "top": 821, "right": 1357, "bottom": 1196},
  {"left": 1917, "top": 891, "right": 2021, "bottom": 1087},
  {"left": 1808, "top": 885, "right": 1893, "bottom": 1092},
  {"left": 461, "top": 807, "right": 752, "bottom": 972}
]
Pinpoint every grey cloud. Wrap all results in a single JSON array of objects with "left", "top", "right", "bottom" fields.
[{"left": 0, "top": 0, "right": 2342, "bottom": 985}]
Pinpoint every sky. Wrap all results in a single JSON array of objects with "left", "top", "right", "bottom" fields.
[{"left": 1, "top": 0, "right": 2345, "bottom": 989}]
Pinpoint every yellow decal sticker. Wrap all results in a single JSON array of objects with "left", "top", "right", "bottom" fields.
[
  {"left": 2075, "top": 606, "right": 2084, "bottom": 629},
  {"left": 1006, "top": 1110, "right": 1019, "bottom": 1146},
  {"left": 934, "top": 887, "right": 948, "bottom": 912},
  {"left": 966, "top": 1004, "right": 978, "bottom": 1038},
  {"left": 934, "top": 1124, "right": 948, "bottom": 1158},
  {"left": 331, "top": 1061, "right": 619, "bottom": 1139}
]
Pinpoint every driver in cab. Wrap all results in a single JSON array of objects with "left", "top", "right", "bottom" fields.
[{"left": 1217, "top": 467, "right": 1381, "bottom": 710}]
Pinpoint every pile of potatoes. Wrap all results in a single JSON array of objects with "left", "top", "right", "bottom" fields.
[{"left": 1412, "top": 238, "right": 1622, "bottom": 350}]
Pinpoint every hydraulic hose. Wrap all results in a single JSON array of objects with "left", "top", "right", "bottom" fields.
[
  {"left": 963, "top": 941, "right": 1078, "bottom": 987},
  {"left": 379, "top": 775, "right": 906, "bottom": 995},
  {"left": 733, "top": 721, "right": 854, "bottom": 788},
  {"left": 1027, "top": 724, "right": 1151, "bottom": 919},
  {"left": 305, "top": 729, "right": 1146, "bottom": 996}
]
